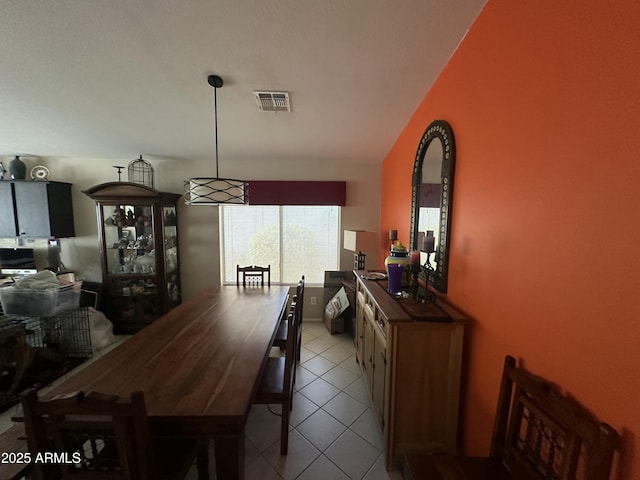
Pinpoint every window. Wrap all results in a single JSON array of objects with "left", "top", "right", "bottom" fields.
[{"left": 220, "top": 205, "right": 340, "bottom": 284}]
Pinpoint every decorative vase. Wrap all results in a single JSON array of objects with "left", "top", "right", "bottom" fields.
[
  {"left": 9, "top": 156, "right": 26, "bottom": 180},
  {"left": 385, "top": 243, "right": 410, "bottom": 294}
]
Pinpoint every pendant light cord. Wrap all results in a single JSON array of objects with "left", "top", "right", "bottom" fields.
[
  {"left": 185, "top": 74, "right": 246, "bottom": 205},
  {"left": 214, "top": 83, "right": 219, "bottom": 178}
]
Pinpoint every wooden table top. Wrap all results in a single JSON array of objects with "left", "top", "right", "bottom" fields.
[{"left": 46, "top": 285, "right": 290, "bottom": 435}]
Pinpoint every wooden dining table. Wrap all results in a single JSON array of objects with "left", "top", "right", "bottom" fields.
[{"left": 33, "top": 285, "right": 290, "bottom": 480}]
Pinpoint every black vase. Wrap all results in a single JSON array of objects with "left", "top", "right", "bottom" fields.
[{"left": 9, "top": 156, "right": 26, "bottom": 180}]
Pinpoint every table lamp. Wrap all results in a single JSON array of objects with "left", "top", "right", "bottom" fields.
[{"left": 344, "top": 230, "right": 378, "bottom": 270}]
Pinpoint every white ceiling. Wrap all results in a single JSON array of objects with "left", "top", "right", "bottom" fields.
[{"left": 0, "top": 0, "right": 485, "bottom": 168}]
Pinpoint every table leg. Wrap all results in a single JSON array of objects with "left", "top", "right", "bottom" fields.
[{"left": 215, "top": 434, "right": 245, "bottom": 480}]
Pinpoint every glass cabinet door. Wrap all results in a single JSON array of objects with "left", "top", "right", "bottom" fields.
[
  {"left": 163, "top": 206, "right": 180, "bottom": 307},
  {"left": 102, "top": 202, "right": 160, "bottom": 325},
  {"left": 103, "top": 203, "right": 156, "bottom": 276},
  {"left": 108, "top": 278, "right": 160, "bottom": 324}
]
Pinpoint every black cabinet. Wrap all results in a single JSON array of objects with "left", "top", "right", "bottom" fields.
[
  {"left": 0, "top": 183, "right": 18, "bottom": 237},
  {"left": 0, "top": 181, "right": 75, "bottom": 238}
]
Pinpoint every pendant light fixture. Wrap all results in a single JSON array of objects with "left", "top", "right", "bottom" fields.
[{"left": 185, "top": 75, "right": 248, "bottom": 205}]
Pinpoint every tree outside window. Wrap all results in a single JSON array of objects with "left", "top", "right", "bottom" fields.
[{"left": 221, "top": 205, "right": 339, "bottom": 284}]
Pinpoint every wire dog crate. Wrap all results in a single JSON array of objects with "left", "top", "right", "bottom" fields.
[
  {"left": 0, "top": 307, "right": 92, "bottom": 359},
  {"left": 0, "top": 314, "right": 63, "bottom": 353},
  {"left": 0, "top": 307, "right": 93, "bottom": 409},
  {"left": 54, "top": 307, "right": 93, "bottom": 358}
]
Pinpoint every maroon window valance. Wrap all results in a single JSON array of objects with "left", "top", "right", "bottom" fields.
[{"left": 248, "top": 181, "right": 346, "bottom": 206}]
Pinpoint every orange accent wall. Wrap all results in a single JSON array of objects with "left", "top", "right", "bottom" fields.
[{"left": 381, "top": 1, "right": 640, "bottom": 477}]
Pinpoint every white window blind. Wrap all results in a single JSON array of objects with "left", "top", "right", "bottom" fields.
[{"left": 221, "top": 205, "right": 340, "bottom": 284}]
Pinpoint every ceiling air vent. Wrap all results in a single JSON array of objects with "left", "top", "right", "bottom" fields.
[{"left": 254, "top": 91, "right": 291, "bottom": 112}]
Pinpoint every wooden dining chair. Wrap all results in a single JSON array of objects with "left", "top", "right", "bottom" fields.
[
  {"left": 273, "top": 294, "right": 297, "bottom": 350},
  {"left": 237, "top": 264, "right": 271, "bottom": 287},
  {"left": 294, "top": 276, "right": 305, "bottom": 363},
  {"left": 22, "top": 389, "right": 209, "bottom": 480},
  {"left": 254, "top": 303, "right": 299, "bottom": 454},
  {"left": 272, "top": 275, "right": 305, "bottom": 351},
  {"left": 404, "top": 355, "right": 618, "bottom": 480}
]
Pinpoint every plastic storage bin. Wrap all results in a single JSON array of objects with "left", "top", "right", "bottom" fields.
[{"left": 0, "top": 281, "right": 82, "bottom": 317}]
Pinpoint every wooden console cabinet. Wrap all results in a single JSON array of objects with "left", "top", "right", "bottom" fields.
[{"left": 354, "top": 271, "right": 465, "bottom": 470}]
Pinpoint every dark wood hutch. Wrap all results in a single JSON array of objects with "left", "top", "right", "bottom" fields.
[{"left": 83, "top": 182, "right": 181, "bottom": 334}]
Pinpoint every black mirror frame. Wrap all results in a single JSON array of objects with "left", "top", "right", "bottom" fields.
[{"left": 410, "top": 120, "right": 456, "bottom": 293}]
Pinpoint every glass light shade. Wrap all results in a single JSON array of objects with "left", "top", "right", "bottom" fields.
[{"left": 184, "top": 178, "right": 248, "bottom": 205}]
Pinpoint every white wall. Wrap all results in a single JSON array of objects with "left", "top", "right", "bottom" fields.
[{"left": 26, "top": 156, "right": 380, "bottom": 300}]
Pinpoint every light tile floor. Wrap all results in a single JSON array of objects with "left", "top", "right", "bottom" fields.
[
  {"left": 210, "top": 320, "right": 403, "bottom": 480},
  {"left": 0, "top": 322, "right": 404, "bottom": 480}
]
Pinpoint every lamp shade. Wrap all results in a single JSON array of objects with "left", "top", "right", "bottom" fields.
[
  {"left": 184, "top": 178, "right": 248, "bottom": 205},
  {"left": 344, "top": 230, "right": 377, "bottom": 253}
]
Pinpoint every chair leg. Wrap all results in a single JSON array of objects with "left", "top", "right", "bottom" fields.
[
  {"left": 296, "top": 323, "right": 302, "bottom": 362},
  {"left": 281, "top": 399, "right": 290, "bottom": 455},
  {"left": 197, "top": 441, "right": 209, "bottom": 480}
]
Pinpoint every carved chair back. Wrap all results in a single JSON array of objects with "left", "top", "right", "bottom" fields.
[
  {"left": 492, "top": 356, "right": 618, "bottom": 480},
  {"left": 236, "top": 265, "right": 271, "bottom": 287},
  {"left": 22, "top": 389, "right": 156, "bottom": 480}
]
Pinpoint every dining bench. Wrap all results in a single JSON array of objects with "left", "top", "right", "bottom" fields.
[{"left": 404, "top": 355, "right": 618, "bottom": 480}]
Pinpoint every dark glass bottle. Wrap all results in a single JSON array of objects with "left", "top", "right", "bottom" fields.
[{"left": 9, "top": 156, "right": 26, "bottom": 180}]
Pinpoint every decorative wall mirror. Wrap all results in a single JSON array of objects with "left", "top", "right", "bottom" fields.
[{"left": 410, "top": 120, "right": 455, "bottom": 293}]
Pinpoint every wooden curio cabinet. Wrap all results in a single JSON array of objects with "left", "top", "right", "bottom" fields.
[{"left": 83, "top": 182, "right": 181, "bottom": 334}]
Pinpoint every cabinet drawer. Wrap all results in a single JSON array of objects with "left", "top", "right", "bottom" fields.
[
  {"left": 364, "top": 303, "right": 388, "bottom": 337},
  {"left": 364, "top": 292, "right": 377, "bottom": 313},
  {"left": 357, "top": 290, "right": 366, "bottom": 307},
  {"left": 364, "top": 303, "right": 376, "bottom": 322},
  {"left": 375, "top": 312, "right": 388, "bottom": 337}
]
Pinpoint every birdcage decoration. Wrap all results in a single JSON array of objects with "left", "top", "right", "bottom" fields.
[{"left": 127, "top": 155, "right": 154, "bottom": 188}]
